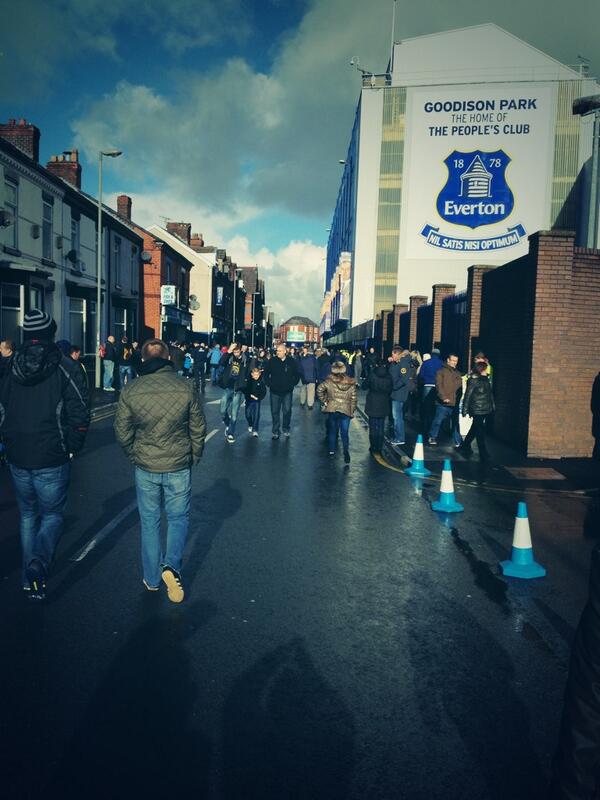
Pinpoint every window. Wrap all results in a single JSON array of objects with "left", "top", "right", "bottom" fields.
[
  {"left": 130, "top": 246, "right": 137, "bottom": 289},
  {"left": 69, "top": 297, "right": 85, "bottom": 349},
  {"left": 165, "top": 258, "right": 172, "bottom": 284},
  {"left": 126, "top": 307, "right": 136, "bottom": 342},
  {"left": 29, "top": 287, "right": 43, "bottom": 312},
  {"left": 4, "top": 178, "right": 18, "bottom": 249},
  {"left": 42, "top": 198, "right": 53, "bottom": 260},
  {"left": 114, "top": 236, "right": 122, "bottom": 286},
  {"left": 0, "top": 282, "right": 22, "bottom": 342},
  {"left": 87, "top": 300, "right": 96, "bottom": 354},
  {"left": 114, "top": 306, "right": 125, "bottom": 339},
  {"left": 71, "top": 217, "right": 80, "bottom": 255}
]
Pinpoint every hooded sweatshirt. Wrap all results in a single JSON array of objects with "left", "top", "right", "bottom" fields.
[{"left": 0, "top": 340, "right": 90, "bottom": 469}]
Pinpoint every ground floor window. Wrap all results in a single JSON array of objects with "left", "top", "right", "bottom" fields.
[
  {"left": 29, "top": 286, "right": 44, "bottom": 312},
  {"left": 69, "top": 297, "right": 85, "bottom": 350},
  {"left": 114, "top": 306, "right": 126, "bottom": 340},
  {"left": 0, "top": 282, "right": 23, "bottom": 342}
]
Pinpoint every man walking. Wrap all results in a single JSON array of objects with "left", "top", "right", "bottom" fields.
[
  {"left": 388, "top": 347, "right": 412, "bottom": 446},
  {"left": 209, "top": 343, "right": 222, "bottom": 385},
  {"left": 428, "top": 352, "right": 463, "bottom": 447},
  {"left": 219, "top": 343, "right": 248, "bottom": 443},
  {"left": 298, "top": 345, "right": 318, "bottom": 409},
  {"left": 0, "top": 310, "right": 89, "bottom": 600},
  {"left": 102, "top": 334, "right": 117, "bottom": 391},
  {"left": 264, "top": 343, "right": 299, "bottom": 439},
  {"left": 114, "top": 339, "right": 206, "bottom": 602},
  {"left": 191, "top": 342, "right": 207, "bottom": 394}
]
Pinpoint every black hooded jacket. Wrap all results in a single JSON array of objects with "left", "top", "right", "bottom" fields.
[
  {"left": 0, "top": 340, "right": 90, "bottom": 469},
  {"left": 365, "top": 366, "right": 393, "bottom": 418}
]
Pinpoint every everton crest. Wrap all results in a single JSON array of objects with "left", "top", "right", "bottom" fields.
[{"left": 436, "top": 150, "right": 513, "bottom": 229}]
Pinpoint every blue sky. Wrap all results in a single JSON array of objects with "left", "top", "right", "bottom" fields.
[{"left": 1, "top": 0, "right": 598, "bottom": 322}]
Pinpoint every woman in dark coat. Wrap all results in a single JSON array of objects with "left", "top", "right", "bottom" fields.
[
  {"left": 365, "top": 360, "right": 392, "bottom": 455},
  {"left": 459, "top": 362, "right": 495, "bottom": 461}
]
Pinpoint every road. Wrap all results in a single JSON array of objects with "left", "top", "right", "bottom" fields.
[{"left": 0, "top": 383, "right": 598, "bottom": 799}]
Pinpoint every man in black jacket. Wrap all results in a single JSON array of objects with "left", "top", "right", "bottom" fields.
[
  {"left": 264, "top": 343, "right": 299, "bottom": 439},
  {"left": 102, "top": 334, "right": 117, "bottom": 391},
  {"left": 191, "top": 342, "right": 207, "bottom": 393},
  {"left": 219, "top": 343, "right": 248, "bottom": 443},
  {"left": 0, "top": 310, "right": 90, "bottom": 600}
]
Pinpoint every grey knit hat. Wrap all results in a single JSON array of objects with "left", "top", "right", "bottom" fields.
[{"left": 23, "top": 309, "right": 57, "bottom": 339}]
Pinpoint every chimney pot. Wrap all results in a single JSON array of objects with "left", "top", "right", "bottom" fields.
[
  {"left": 46, "top": 150, "right": 82, "bottom": 189},
  {"left": 0, "top": 118, "right": 41, "bottom": 162}
]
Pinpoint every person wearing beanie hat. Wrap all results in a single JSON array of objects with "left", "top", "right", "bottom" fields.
[{"left": 0, "top": 309, "right": 90, "bottom": 600}]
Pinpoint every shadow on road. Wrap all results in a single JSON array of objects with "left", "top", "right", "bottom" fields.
[
  {"left": 221, "top": 637, "right": 355, "bottom": 799},
  {"left": 45, "top": 599, "right": 217, "bottom": 799},
  {"left": 408, "top": 578, "right": 546, "bottom": 799}
]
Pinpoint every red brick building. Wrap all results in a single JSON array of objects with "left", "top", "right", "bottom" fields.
[
  {"left": 115, "top": 195, "right": 193, "bottom": 342},
  {"left": 277, "top": 316, "right": 320, "bottom": 346}
]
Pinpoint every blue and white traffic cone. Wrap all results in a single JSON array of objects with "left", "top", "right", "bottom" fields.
[
  {"left": 405, "top": 434, "right": 431, "bottom": 477},
  {"left": 431, "top": 459, "right": 464, "bottom": 513},
  {"left": 500, "top": 502, "right": 546, "bottom": 579}
]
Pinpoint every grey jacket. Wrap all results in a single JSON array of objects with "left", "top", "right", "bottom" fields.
[{"left": 114, "top": 359, "right": 206, "bottom": 473}]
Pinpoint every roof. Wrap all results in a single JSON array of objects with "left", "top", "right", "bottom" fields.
[{"left": 282, "top": 316, "right": 319, "bottom": 327}]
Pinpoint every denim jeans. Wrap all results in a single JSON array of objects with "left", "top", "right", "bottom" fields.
[
  {"left": 327, "top": 412, "right": 351, "bottom": 453},
  {"left": 391, "top": 399, "right": 405, "bottom": 442},
  {"left": 103, "top": 359, "right": 115, "bottom": 390},
  {"left": 299, "top": 383, "right": 315, "bottom": 407},
  {"left": 220, "top": 388, "right": 244, "bottom": 435},
  {"left": 119, "top": 365, "right": 133, "bottom": 387},
  {"left": 245, "top": 400, "right": 261, "bottom": 432},
  {"left": 10, "top": 463, "right": 70, "bottom": 586},
  {"left": 368, "top": 416, "right": 385, "bottom": 453},
  {"left": 430, "top": 403, "right": 462, "bottom": 445},
  {"left": 134, "top": 467, "right": 191, "bottom": 588},
  {"left": 270, "top": 391, "right": 293, "bottom": 435},
  {"left": 211, "top": 365, "right": 219, "bottom": 384}
]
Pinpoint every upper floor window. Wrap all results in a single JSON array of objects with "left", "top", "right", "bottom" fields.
[
  {"left": 130, "top": 246, "right": 137, "bottom": 288},
  {"left": 4, "top": 178, "right": 18, "bottom": 249},
  {"left": 42, "top": 198, "right": 53, "bottom": 260},
  {"left": 71, "top": 217, "right": 80, "bottom": 255},
  {"left": 114, "top": 236, "right": 122, "bottom": 286}
]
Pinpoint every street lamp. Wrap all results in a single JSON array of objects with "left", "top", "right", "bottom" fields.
[
  {"left": 251, "top": 291, "right": 261, "bottom": 350},
  {"left": 573, "top": 95, "right": 600, "bottom": 248},
  {"left": 95, "top": 149, "right": 122, "bottom": 389},
  {"left": 231, "top": 268, "right": 242, "bottom": 344}
]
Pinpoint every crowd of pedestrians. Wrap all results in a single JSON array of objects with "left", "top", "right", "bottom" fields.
[{"left": 0, "top": 311, "right": 501, "bottom": 606}]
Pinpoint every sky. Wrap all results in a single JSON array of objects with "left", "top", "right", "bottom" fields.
[{"left": 1, "top": 0, "right": 599, "bottom": 324}]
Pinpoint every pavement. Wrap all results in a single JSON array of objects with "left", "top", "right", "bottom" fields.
[{"left": 0, "top": 382, "right": 598, "bottom": 799}]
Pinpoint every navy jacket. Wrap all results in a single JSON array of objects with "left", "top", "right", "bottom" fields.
[
  {"left": 388, "top": 356, "right": 412, "bottom": 402},
  {"left": 298, "top": 354, "right": 318, "bottom": 384},
  {"left": 419, "top": 355, "right": 443, "bottom": 386}
]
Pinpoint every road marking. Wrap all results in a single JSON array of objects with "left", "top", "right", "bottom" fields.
[
  {"left": 373, "top": 452, "right": 406, "bottom": 473},
  {"left": 205, "top": 428, "right": 218, "bottom": 442},
  {"left": 205, "top": 399, "right": 221, "bottom": 405},
  {"left": 70, "top": 500, "right": 139, "bottom": 562}
]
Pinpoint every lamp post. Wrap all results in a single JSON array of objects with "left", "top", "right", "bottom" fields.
[
  {"left": 95, "top": 149, "right": 122, "bottom": 389},
  {"left": 231, "top": 268, "right": 242, "bottom": 344},
  {"left": 251, "top": 291, "right": 261, "bottom": 350}
]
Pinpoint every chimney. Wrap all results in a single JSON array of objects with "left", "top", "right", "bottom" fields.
[
  {"left": 190, "top": 232, "right": 205, "bottom": 250},
  {"left": 46, "top": 150, "right": 82, "bottom": 189},
  {"left": 117, "top": 194, "right": 132, "bottom": 220},
  {"left": 0, "top": 118, "right": 41, "bottom": 161},
  {"left": 166, "top": 221, "right": 191, "bottom": 245}
]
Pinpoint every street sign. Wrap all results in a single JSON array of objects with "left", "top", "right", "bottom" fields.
[{"left": 160, "top": 285, "right": 177, "bottom": 306}]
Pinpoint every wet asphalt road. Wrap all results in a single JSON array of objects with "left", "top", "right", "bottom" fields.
[{"left": 0, "top": 383, "right": 598, "bottom": 800}]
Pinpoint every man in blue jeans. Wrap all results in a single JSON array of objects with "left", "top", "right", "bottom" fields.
[
  {"left": 114, "top": 338, "right": 206, "bottom": 602},
  {"left": 0, "top": 310, "right": 90, "bottom": 600},
  {"left": 388, "top": 347, "right": 412, "bottom": 447},
  {"left": 428, "top": 352, "right": 463, "bottom": 447}
]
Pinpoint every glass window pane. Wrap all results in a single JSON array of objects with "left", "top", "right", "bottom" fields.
[
  {"left": 0, "top": 308, "right": 19, "bottom": 342},
  {"left": 2, "top": 283, "right": 21, "bottom": 308}
]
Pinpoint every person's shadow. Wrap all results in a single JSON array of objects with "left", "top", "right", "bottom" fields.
[
  {"left": 221, "top": 638, "right": 355, "bottom": 799},
  {"left": 45, "top": 599, "right": 216, "bottom": 799}
]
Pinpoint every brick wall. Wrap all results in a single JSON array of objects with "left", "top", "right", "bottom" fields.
[
  {"left": 387, "top": 303, "right": 408, "bottom": 348},
  {"left": 431, "top": 284, "right": 455, "bottom": 348},
  {"left": 479, "top": 230, "right": 600, "bottom": 457},
  {"left": 409, "top": 295, "right": 428, "bottom": 348}
]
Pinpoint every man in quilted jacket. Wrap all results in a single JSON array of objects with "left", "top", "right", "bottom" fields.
[{"left": 114, "top": 338, "right": 206, "bottom": 603}]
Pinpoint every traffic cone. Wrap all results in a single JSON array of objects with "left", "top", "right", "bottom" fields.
[
  {"left": 500, "top": 502, "right": 546, "bottom": 579},
  {"left": 405, "top": 435, "right": 432, "bottom": 477},
  {"left": 431, "top": 459, "right": 464, "bottom": 513}
]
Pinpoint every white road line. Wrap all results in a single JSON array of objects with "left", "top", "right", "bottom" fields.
[
  {"left": 205, "top": 399, "right": 221, "bottom": 405},
  {"left": 70, "top": 500, "right": 139, "bottom": 562},
  {"left": 72, "top": 428, "right": 218, "bottom": 563}
]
